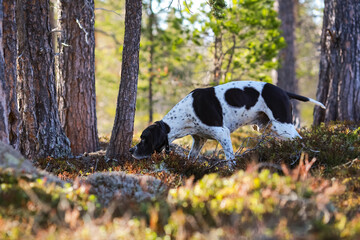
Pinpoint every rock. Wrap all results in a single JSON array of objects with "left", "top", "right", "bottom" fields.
[
  {"left": 86, "top": 171, "right": 168, "bottom": 206},
  {"left": 0, "top": 142, "right": 63, "bottom": 185},
  {"left": 0, "top": 142, "right": 37, "bottom": 175}
]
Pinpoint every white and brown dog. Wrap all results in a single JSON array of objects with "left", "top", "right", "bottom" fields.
[{"left": 129, "top": 81, "right": 325, "bottom": 167}]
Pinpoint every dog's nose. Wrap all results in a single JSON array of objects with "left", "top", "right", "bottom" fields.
[{"left": 129, "top": 147, "right": 134, "bottom": 154}]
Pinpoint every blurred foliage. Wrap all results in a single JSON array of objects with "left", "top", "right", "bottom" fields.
[
  {"left": 94, "top": 0, "right": 207, "bottom": 134},
  {"left": 295, "top": 0, "right": 324, "bottom": 125},
  {"left": 209, "top": 0, "right": 227, "bottom": 19},
  {"left": 138, "top": 1, "right": 203, "bottom": 124},
  {"left": 0, "top": 170, "right": 97, "bottom": 232},
  {"left": 93, "top": 0, "right": 324, "bottom": 134},
  {"left": 94, "top": 0, "right": 288, "bottom": 135},
  {"left": 183, "top": 0, "right": 285, "bottom": 84},
  {"left": 165, "top": 165, "right": 345, "bottom": 239},
  {"left": 94, "top": 0, "right": 125, "bottom": 134},
  {"left": 2, "top": 122, "right": 360, "bottom": 239}
]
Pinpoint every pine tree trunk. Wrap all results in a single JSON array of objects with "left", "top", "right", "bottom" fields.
[
  {"left": 106, "top": 0, "right": 142, "bottom": 160},
  {"left": 57, "top": 0, "right": 99, "bottom": 155},
  {"left": 3, "top": 0, "right": 19, "bottom": 148},
  {"left": 16, "top": 0, "right": 71, "bottom": 159},
  {"left": 314, "top": 0, "right": 360, "bottom": 124},
  {"left": 277, "top": 0, "right": 299, "bottom": 117},
  {"left": 0, "top": 0, "right": 9, "bottom": 143}
]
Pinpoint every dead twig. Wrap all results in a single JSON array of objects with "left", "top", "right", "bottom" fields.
[
  {"left": 332, "top": 158, "right": 359, "bottom": 170},
  {"left": 95, "top": 8, "right": 122, "bottom": 17},
  {"left": 95, "top": 28, "right": 121, "bottom": 46}
]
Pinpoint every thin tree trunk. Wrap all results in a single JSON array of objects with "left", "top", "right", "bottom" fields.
[
  {"left": 148, "top": 8, "right": 155, "bottom": 124},
  {"left": 17, "top": 0, "right": 71, "bottom": 159},
  {"left": 0, "top": 0, "right": 9, "bottom": 143},
  {"left": 222, "top": 34, "right": 236, "bottom": 83},
  {"left": 3, "top": 0, "right": 19, "bottom": 148},
  {"left": 213, "top": 33, "right": 222, "bottom": 85},
  {"left": 277, "top": 0, "right": 299, "bottom": 117},
  {"left": 57, "top": 0, "right": 99, "bottom": 155},
  {"left": 314, "top": 0, "right": 360, "bottom": 124},
  {"left": 106, "top": 0, "right": 142, "bottom": 160}
]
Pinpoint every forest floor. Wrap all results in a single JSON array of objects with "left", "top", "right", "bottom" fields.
[{"left": 1, "top": 122, "right": 360, "bottom": 239}]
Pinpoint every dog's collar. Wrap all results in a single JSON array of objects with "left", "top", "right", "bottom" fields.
[{"left": 156, "top": 120, "right": 170, "bottom": 154}]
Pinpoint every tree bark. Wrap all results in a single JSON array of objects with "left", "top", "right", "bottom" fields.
[
  {"left": 314, "top": 0, "right": 360, "bottom": 124},
  {"left": 277, "top": 0, "right": 299, "bottom": 117},
  {"left": 57, "top": 0, "right": 99, "bottom": 155},
  {"left": 106, "top": 0, "right": 142, "bottom": 160},
  {"left": 16, "top": 0, "right": 71, "bottom": 159},
  {"left": 3, "top": 0, "right": 19, "bottom": 148},
  {"left": 0, "top": 0, "right": 9, "bottom": 143}
]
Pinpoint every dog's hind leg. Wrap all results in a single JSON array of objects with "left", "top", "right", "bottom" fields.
[
  {"left": 251, "top": 112, "right": 271, "bottom": 132},
  {"left": 209, "top": 127, "right": 235, "bottom": 168},
  {"left": 188, "top": 135, "right": 207, "bottom": 160}
]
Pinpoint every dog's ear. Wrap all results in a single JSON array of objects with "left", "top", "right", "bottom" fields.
[
  {"left": 152, "top": 125, "right": 167, "bottom": 153},
  {"left": 163, "top": 122, "right": 170, "bottom": 133}
]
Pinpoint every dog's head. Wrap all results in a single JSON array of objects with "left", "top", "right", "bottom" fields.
[{"left": 129, "top": 121, "right": 170, "bottom": 159}]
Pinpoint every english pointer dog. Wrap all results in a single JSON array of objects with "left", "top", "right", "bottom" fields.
[{"left": 129, "top": 81, "right": 325, "bottom": 167}]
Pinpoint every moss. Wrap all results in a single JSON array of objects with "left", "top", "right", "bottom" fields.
[{"left": 242, "top": 122, "right": 360, "bottom": 171}]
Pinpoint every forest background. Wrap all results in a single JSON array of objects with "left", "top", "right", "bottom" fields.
[
  {"left": 1, "top": 0, "right": 360, "bottom": 239},
  {"left": 95, "top": 0, "right": 322, "bottom": 137}
]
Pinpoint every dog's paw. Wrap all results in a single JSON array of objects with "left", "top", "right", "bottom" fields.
[{"left": 227, "top": 160, "right": 236, "bottom": 171}]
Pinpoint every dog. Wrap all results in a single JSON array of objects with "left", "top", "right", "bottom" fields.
[{"left": 129, "top": 81, "right": 325, "bottom": 167}]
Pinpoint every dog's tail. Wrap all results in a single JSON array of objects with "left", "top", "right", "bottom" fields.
[{"left": 287, "top": 92, "right": 326, "bottom": 109}]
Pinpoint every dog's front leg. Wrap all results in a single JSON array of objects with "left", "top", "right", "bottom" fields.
[
  {"left": 210, "top": 127, "right": 235, "bottom": 168},
  {"left": 188, "top": 135, "right": 207, "bottom": 160}
]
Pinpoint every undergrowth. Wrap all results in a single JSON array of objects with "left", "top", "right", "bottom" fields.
[
  {"left": 252, "top": 122, "right": 360, "bottom": 171},
  {"left": 0, "top": 122, "right": 359, "bottom": 239}
]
